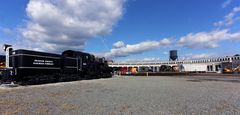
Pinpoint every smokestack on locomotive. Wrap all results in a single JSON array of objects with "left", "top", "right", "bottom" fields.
[
  {"left": 169, "top": 50, "right": 178, "bottom": 61},
  {"left": 3, "top": 44, "right": 12, "bottom": 68}
]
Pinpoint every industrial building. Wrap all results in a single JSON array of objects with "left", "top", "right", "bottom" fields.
[{"left": 109, "top": 51, "right": 240, "bottom": 74}]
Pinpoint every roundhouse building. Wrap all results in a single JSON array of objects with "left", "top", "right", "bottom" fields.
[{"left": 109, "top": 55, "right": 240, "bottom": 74}]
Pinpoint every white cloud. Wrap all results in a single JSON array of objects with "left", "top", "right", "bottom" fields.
[
  {"left": 178, "top": 29, "right": 240, "bottom": 48},
  {"left": 113, "top": 41, "right": 125, "bottom": 48},
  {"left": 228, "top": 31, "right": 240, "bottom": 40},
  {"left": 0, "top": 27, "right": 22, "bottom": 54},
  {"left": 222, "top": 0, "right": 232, "bottom": 8},
  {"left": 178, "top": 5, "right": 240, "bottom": 50},
  {"left": 214, "top": 6, "right": 240, "bottom": 27},
  {"left": 105, "top": 38, "right": 171, "bottom": 58},
  {"left": 0, "top": 27, "right": 13, "bottom": 35},
  {"left": 163, "top": 51, "right": 169, "bottom": 55},
  {"left": 20, "top": 0, "right": 126, "bottom": 52},
  {"left": 143, "top": 58, "right": 160, "bottom": 61},
  {"left": 181, "top": 53, "right": 215, "bottom": 60}
]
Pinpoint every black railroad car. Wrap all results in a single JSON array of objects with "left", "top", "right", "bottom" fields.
[
  {"left": 10, "top": 49, "right": 61, "bottom": 82},
  {"left": 60, "top": 54, "right": 82, "bottom": 81},
  {"left": 0, "top": 47, "right": 113, "bottom": 84},
  {"left": 62, "top": 50, "right": 97, "bottom": 79},
  {"left": 94, "top": 57, "right": 113, "bottom": 78}
]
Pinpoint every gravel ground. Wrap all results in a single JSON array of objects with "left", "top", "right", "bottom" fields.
[{"left": 0, "top": 76, "right": 240, "bottom": 115}]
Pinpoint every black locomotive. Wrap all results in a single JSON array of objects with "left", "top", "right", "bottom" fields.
[{"left": 0, "top": 47, "right": 112, "bottom": 84}]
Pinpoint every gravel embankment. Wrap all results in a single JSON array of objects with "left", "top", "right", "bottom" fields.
[{"left": 0, "top": 76, "right": 240, "bottom": 115}]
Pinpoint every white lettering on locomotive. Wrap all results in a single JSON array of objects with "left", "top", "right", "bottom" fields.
[{"left": 33, "top": 59, "right": 54, "bottom": 65}]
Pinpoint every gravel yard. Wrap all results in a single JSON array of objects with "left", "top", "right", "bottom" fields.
[{"left": 0, "top": 76, "right": 240, "bottom": 115}]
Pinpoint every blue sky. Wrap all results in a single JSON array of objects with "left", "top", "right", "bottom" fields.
[{"left": 0, "top": 0, "right": 240, "bottom": 61}]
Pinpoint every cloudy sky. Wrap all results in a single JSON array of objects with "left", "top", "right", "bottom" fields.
[{"left": 0, "top": 0, "right": 240, "bottom": 61}]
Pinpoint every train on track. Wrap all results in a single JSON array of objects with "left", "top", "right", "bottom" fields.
[{"left": 0, "top": 44, "right": 113, "bottom": 84}]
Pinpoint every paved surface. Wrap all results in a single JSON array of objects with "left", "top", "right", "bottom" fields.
[{"left": 0, "top": 76, "right": 240, "bottom": 115}]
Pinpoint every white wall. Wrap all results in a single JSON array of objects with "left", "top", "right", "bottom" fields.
[{"left": 182, "top": 64, "right": 207, "bottom": 72}]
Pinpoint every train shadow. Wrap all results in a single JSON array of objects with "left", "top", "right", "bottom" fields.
[{"left": 17, "top": 76, "right": 112, "bottom": 86}]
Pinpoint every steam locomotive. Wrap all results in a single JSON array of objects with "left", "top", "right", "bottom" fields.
[{"left": 0, "top": 45, "right": 112, "bottom": 84}]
